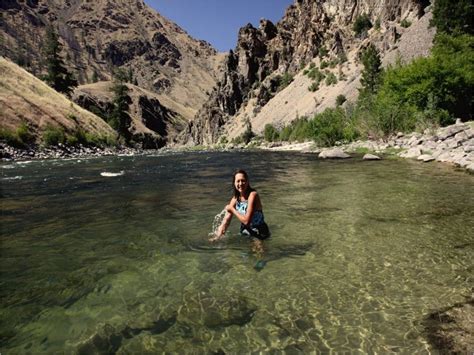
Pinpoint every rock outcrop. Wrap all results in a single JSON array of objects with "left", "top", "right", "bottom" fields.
[
  {"left": 73, "top": 82, "right": 186, "bottom": 148},
  {"left": 186, "top": 0, "right": 432, "bottom": 145}
]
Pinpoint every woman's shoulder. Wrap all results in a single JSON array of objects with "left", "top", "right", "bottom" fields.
[{"left": 248, "top": 190, "right": 260, "bottom": 199}]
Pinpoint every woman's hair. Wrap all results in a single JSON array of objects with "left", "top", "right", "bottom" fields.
[{"left": 232, "top": 169, "right": 254, "bottom": 200}]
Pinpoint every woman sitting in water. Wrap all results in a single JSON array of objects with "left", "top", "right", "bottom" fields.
[{"left": 210, "top": 169, "right": 270, "bottom": 241}]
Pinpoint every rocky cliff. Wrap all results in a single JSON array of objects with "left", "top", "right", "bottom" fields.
[
  {"left": 0, "top": 0, "right": 224, "bottom": 139},
  {"left": 186, "top": 0, "right": 432, "bottom": 145}
]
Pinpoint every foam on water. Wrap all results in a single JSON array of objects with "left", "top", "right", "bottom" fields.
[{"left": 100, "top": 171, "right": 125, "bottom": 177}]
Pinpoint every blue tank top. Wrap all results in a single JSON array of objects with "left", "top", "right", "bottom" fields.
[{"left": 236, "top": 199, "right": 265, "bottom": 226}]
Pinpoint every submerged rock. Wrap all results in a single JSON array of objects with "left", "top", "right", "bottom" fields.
[
  {"left": 423, "top": 298, "right": 474, "bottom": 354},
  {"left": 177, "top": 290, "right": 256, "bottom": 329},
  {"left": 318, "top": 148, "right": 351, "bottom": 159}
]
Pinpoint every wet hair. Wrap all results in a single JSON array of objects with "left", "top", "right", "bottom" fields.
[{"left": 232, "top": 169, "right": 254, "bottom": 201}]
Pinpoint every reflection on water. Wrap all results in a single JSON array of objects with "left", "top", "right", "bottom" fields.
[{"left": 1, "top": 152, "right": 473, "bottom": 353}]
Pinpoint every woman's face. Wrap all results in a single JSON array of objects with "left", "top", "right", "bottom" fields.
[{"left": 234, "top": 173, "right": 249, "bottom": 194}]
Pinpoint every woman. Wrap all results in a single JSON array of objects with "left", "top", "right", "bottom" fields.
[{"left": 210, "top": 169, "right": 270, "bottom": 241}]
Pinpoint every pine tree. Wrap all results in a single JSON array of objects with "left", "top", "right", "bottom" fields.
[
  {"left": 43, "top": 26, "right": 77, "bottom": 95},
  {"left": 359, "top": 44, "right": 382, "bottom": 96},
  {"left": 109, "top": 69, "right": 131, "bottom": 143}
]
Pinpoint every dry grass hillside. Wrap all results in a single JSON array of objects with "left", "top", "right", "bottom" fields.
[
  {"left": 224, "top": 9, "right": 435, "bottom": 140},
  {"left": 0, "top": 56, "right": 115, "bottom": 143}
]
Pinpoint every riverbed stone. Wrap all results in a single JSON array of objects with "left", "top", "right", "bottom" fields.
[
  {"left": 438, "top": 124, "right": 467, "bottom": 140},
  {"left": 177, "top": 290, "right": 256, "bottom": 329},
  {"left": 400, "top": 147, "right": 422, "bottom": 158},
  {"left": 363, "top": 154, "right": 381, "bottom": 160},
  {"left": 418, "top": 154, "right": 435, "bottom": 162},
  {"left": 318, "top": 148, "right": 351, "bottom": 159}
]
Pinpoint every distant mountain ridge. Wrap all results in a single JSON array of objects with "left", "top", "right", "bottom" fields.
[{"left": 0, "top": 0, "right": 224, "bottom": 127}]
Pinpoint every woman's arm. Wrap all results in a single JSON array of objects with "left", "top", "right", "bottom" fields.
[
  {"left": 216, "top": 197, "right": 236, "bottom": 236},
  {"left": 226, "top": 191, "right": 259, "bottom": 225}
]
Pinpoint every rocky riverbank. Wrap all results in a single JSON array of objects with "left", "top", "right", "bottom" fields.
[
  {"left": 0, "top": 142, "right": 151, "bottom": 161},
  {"left": 261, "top": 120, "right": 474, "bottom": 173}
]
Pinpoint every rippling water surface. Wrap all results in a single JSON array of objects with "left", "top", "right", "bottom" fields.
[{"left": 1, "top": 151, "right": 473, "bottom": 353}]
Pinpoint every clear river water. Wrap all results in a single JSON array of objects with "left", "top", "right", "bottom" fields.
[{"left": 1, "top": 151, "right": 473, "bottom": 353}]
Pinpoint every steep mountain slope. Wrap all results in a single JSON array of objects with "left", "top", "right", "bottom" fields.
[
  {"left": 0, "top": 56, "right": 115, "bottom": 142},
  {"left": 0, "top": 0, "right": 224, "bottom": 122},
  {"left": 73, "top": 81, "right": 187, "bottom": 148},
  {"left": 185, "top": 0, "right": 433, "bottom": 145}
]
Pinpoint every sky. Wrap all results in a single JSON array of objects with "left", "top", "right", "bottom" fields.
[{"left": 144, "top": 0, "right": 294, "bottom": 52}]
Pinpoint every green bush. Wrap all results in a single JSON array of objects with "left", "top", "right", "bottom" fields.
[
  {"left": 264, "top": 124, "right": 280, "bottom": 142},
  {"left": 308, "top": 82, "right": 319, "bottom": 92},
  {"left": 325, "top": 72, "right": 338, "bottom": 86},
  {"left": 289, "top": 117, "right": 312, "bottom": 142},
  {"left": 353, "top": 13, "right": 372, "bottom": 36},
  {"left": 16, "top": 123, "right": 34, "bottom": 145},
  {"left": 376, "top": 33, "right": 473, "bottom": 123},
  {"left": 279, "top": 125, "right": 292, "bottom": 141},
  {"left": 0, "top": 128, "right": 23, "bottom": 147},
  {"left": 400, "top": 19, "right": 411, "bottom": 28},
  {"left": 43, "top": 126, "right": 66, "bottom": 146},
  {"left": 318, "top": 47, "right": 329, "bottom": 58},
  {"left": 320, "top": 61, "right": 329, "bottom": 69},
  {"left": 374, "top": 19, "right": 381, "bottom": 31},
  {"left": 310, "top": 107, "right": 359, "bottom": 146},
  {"left": 0, "top": 123, "right": 35, "bottom": 148},
  {"left": 336, "top": 95, "right": 347, "bottom": 106},
  {"left": 277, "top": 72, "right": 294, "bottom": 91}
]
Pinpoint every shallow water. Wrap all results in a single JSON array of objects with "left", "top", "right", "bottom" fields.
[{"left": 1, "top": 151, "right": 473, "bottom": 353}]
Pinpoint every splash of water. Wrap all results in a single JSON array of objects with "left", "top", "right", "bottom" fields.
[{"left": 209, "top": 209, "right": 227, "bottom": 237}]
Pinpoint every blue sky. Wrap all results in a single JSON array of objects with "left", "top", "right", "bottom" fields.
[{"left": 144, "top": 0, "right": 294, "bottom": 52}]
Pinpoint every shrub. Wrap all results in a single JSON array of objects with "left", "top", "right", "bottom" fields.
[
  {"left": 277, "top": 72, "right": 294, "bottom": 91},
  {"left": 264, "top": 124, "right": 280, "bottom": 142},
  {"left": 336, "top": 95, "right": 347, "bottom": 106},
  {"left": 374, "top": 19, "right": 381, "bottom": 31},
  {"left": 400, "top": 19, "right": 411, "bottom": 28},
  {"left": 325, "top": 72, "right": 338, "bottom": 86},
  {"left": 0, "top": 128, "right": 23, "bottom": 147},
  {"left": 289, "top": 117, "right": 312, "bottom": 142},
  {"left": 318, "top": 47, "right": 329, "bottom": 58},
  {"left": 16, "top": 122, "right": 34, "bottom": 145},
  {"left": 309, "top": 107, "right": 359, "bottom": 146},
  {"left": 308, "top": 82, "right": 319, "bottom": 92},
  {"left": 43, "top": 125, "right": 66, "bottom": 146},
  {"left": 320, "top": 61, "right": 329, "bottom": 69},
  {"left": 279, "top": 125, "right": 293, "bottom": 141},
  {"left": 353, "top": 13, "right": 372, "bottom": 36},
  {"left": 0, "top": 123, "right": 35, "bottom": 148}
]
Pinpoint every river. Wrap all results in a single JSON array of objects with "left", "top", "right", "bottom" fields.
[{"left": 1, "top": 151, "right": 473, "bottom": 353}]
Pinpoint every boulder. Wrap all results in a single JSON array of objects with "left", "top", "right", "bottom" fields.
[
  {"left": 318, "top": 148, "right": 351, "bottom": 159},
  {"left": 400, "top": 147, "right": 422, "bottom": 158},
  {"left": 417, "top": 154, "right": 435, "bottom": 162},
  {"left": 363, "top": 154, "right": 381, "bottom": 160}
]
